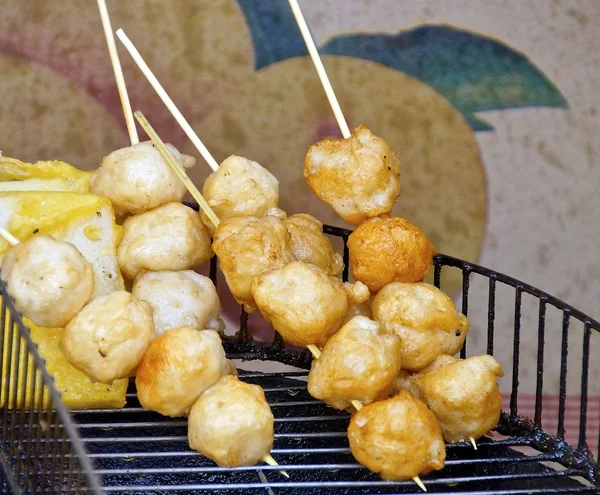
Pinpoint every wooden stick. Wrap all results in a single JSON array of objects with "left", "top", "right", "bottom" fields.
[
  {"left": 0, "top": 227, "right": 19, "bottom": 246},
  {"left": 288, "top": 0, "right": 351, "bottom": 139},
  {"left": 262, "top": 453, "right": 290, "bottom": 479},
  {"left": 307, "top": 344, "right": 321, "bottom": 359},
  {"left": 134, "top": 111, "right": 220, "bottom": 229},
  {"left": 469, "top": 436, "right": 478, "bottom": 450},
  {"left": 96, "top": 0, "right": 138, "bottom": 145},
  {"left": 413, "top": 476, "right": 427, "bottom": 492},
  {"left": 116, "top": 29, "right": 220, "bottom": 172}
]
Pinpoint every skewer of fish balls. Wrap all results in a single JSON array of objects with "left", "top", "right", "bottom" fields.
[{"left": 133, "top": 110, "right": 285, "bottom": 476}]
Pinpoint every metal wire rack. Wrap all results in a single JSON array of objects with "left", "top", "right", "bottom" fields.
[{"left": 1, "top": 221, "right": 599, "bottom": 494}]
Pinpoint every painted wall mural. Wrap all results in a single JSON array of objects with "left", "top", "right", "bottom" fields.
[{"left": 0, "top": 1, "right": 598, "bottom": 413}]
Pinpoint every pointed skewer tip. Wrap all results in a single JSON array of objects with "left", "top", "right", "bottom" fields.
[
  {"left": 262, "top": 454, "right": 290, "bottom": 478},
  {"left": 469, "top": 436, "right": 478, "bottom": 450},
  {"left": 413, "top": 476, "right": 427, "bottom": 492}
]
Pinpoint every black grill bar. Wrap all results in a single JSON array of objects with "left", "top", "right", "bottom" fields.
[
  {"left": 511, "top": 287, "right": 523, "bottom": 417},
  {"left": 579, "top": 323, "right": 591, "bottom": 450},
  {"left": 460, "top": 267, "right": 470, "bottom": 359},
  {"left": 239, "top": 308, "right": 249, "bottom": 344},
  {"left": 435, "top": 254, "right": 600, "bottom": 330},
  {"left": 534, "top": 298, "right": 547, "bottom": 426},
  {"left": 487, "top": 275, "right": 496, "bottom": 355},
  {"left": 433, "top": 258, "right": 441, "bottom": 288},
  {"left": 558, "top": 311, "right": 570, "bottom": 439}
]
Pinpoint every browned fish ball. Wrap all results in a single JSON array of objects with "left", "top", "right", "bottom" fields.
[
  {"left": 308, "top": 316, "right": 402, "bottom": 410},
  {"left": 251, "top": 261, "right": 348, "bottom": 348},
  {"left": 304, "top": 125, "right": 401, "bottom": 226},
  {"left": 135, "top": 327, "right": 228, "bottom": 418},
  {"left": 347, "top": 216, "right": 437, "bottom": 293},
  {"left": 397, "top": 354, "right": 504, "bottom": 443},
  {"left": 212, "top": 215, "right": 296, "bottom": 313},
  {"left": 372, "top": 282, "right": 469, "bottom": 372},
  {"left": 348, "top": 390, "right": 446, "bottom": 481}
]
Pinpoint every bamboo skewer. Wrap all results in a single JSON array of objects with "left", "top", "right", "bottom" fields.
[
  {"left": 287, "top": 0, "right": 351, "bottom": 139},
  {"left": 134, "top": 109, "right": 291, "bottom": 477},
  {"left": 96, "top": 0, "right": 138, "bottom": 145},
  {"left": 306, "top": 344, "right": 426, "bottom": 491},
  {"left": 0, "top": 227, "right": 19, "bottom": 246},
  {"left": 116, "top": 29, "right": 219, "bottom": 172},
  {"left": 133, "top": 111, "right": 220, "bottom": 229},
  {"left": 470, "top": 437, "right": 478, "bottom": 450},
  {"left": 262, "top": 453, "right": 290, "bottom": 479}
]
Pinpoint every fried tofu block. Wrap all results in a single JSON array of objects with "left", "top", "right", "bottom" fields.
[
  {"left": 0, "top": 156, "right": 91, "bottom": 192},
  {"left": 0, "top": 192, "right": 124, "bottom": 296}
]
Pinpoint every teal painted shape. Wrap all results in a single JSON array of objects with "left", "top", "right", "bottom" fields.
[
  {"left": 236, "top": 0, "right": 308, "bottom": 69},
  {"left": 321, "top": 26, "right": 568, "bottom": 131},
  {"left": 236, "top": 1, "right": 569, "bottom": 132}
]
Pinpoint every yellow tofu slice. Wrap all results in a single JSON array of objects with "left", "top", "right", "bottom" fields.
[
  {"left": 0, "top": 177, "right": 88, "bottom": 193},
  {"left": 0, "top": 191, "right": 124, "bottom": 296},
  {"left": 0, "top": 156, "right": 92, "bottom": 188},
  {"left": 1, "top": 316, "right": 127, "bottom": 410}
]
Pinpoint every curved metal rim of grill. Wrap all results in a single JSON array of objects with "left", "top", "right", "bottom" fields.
[{"left": 0, "top": 213, "right": 598, "bottom": 494}]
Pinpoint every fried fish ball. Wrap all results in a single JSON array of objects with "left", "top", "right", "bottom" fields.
[
  {"left": 348, "top": 391, "right": 445, "bottom": 481},
  {"left": 132, "top": 270, "right": 223, "bottom": 337},
  {"left": 284, "top": 213, "right": 343, "bottom": 277},
  {"left": 308, "top": 316, "right": 401, "bottom": 410},
  {"left": 372, "top": 282, "right": 469, "bottom": 372},
  {"left": 117, "top": 203, "right": 212, "bottom": 280},
  {"left": 251, "top": 261, "right": 348, "bottom": 348},
  {"left": 0, "top": 235, "right": 94, "bottom": 328},
  {"left": 136, "top": 327, "right": 227, "bottom": 417},
  {"left": 90, "top": 141, "right": 195, "bottom": 217},
  {"left": 200, "top": 155, "right": 279, "bottom": 233},
  {"left": 212, "top": 215, "right": 295, "bottom": 312},
  {"left": 348, "top": 216, "right": 437, "bottom": 293},
  {"left": 398, "top": 355, "right": 504, "bottom": 443},
  {"left": 61, "top": 291, "right": 154, "bottom": 384},
  {"left": 304, "top": 125, "right": 401, "bottom": 225},
  {"left": 188, "top": 375, "right": 274, "bottom": 467}
]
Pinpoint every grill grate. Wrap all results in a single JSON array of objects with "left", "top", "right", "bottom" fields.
[{"left": 1, "top": 219, "right": 599, "bottom": 494}]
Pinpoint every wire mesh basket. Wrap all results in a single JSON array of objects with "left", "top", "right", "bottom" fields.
[{"left": 0, "top": 220, "right": 599, "bottom": 494}]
